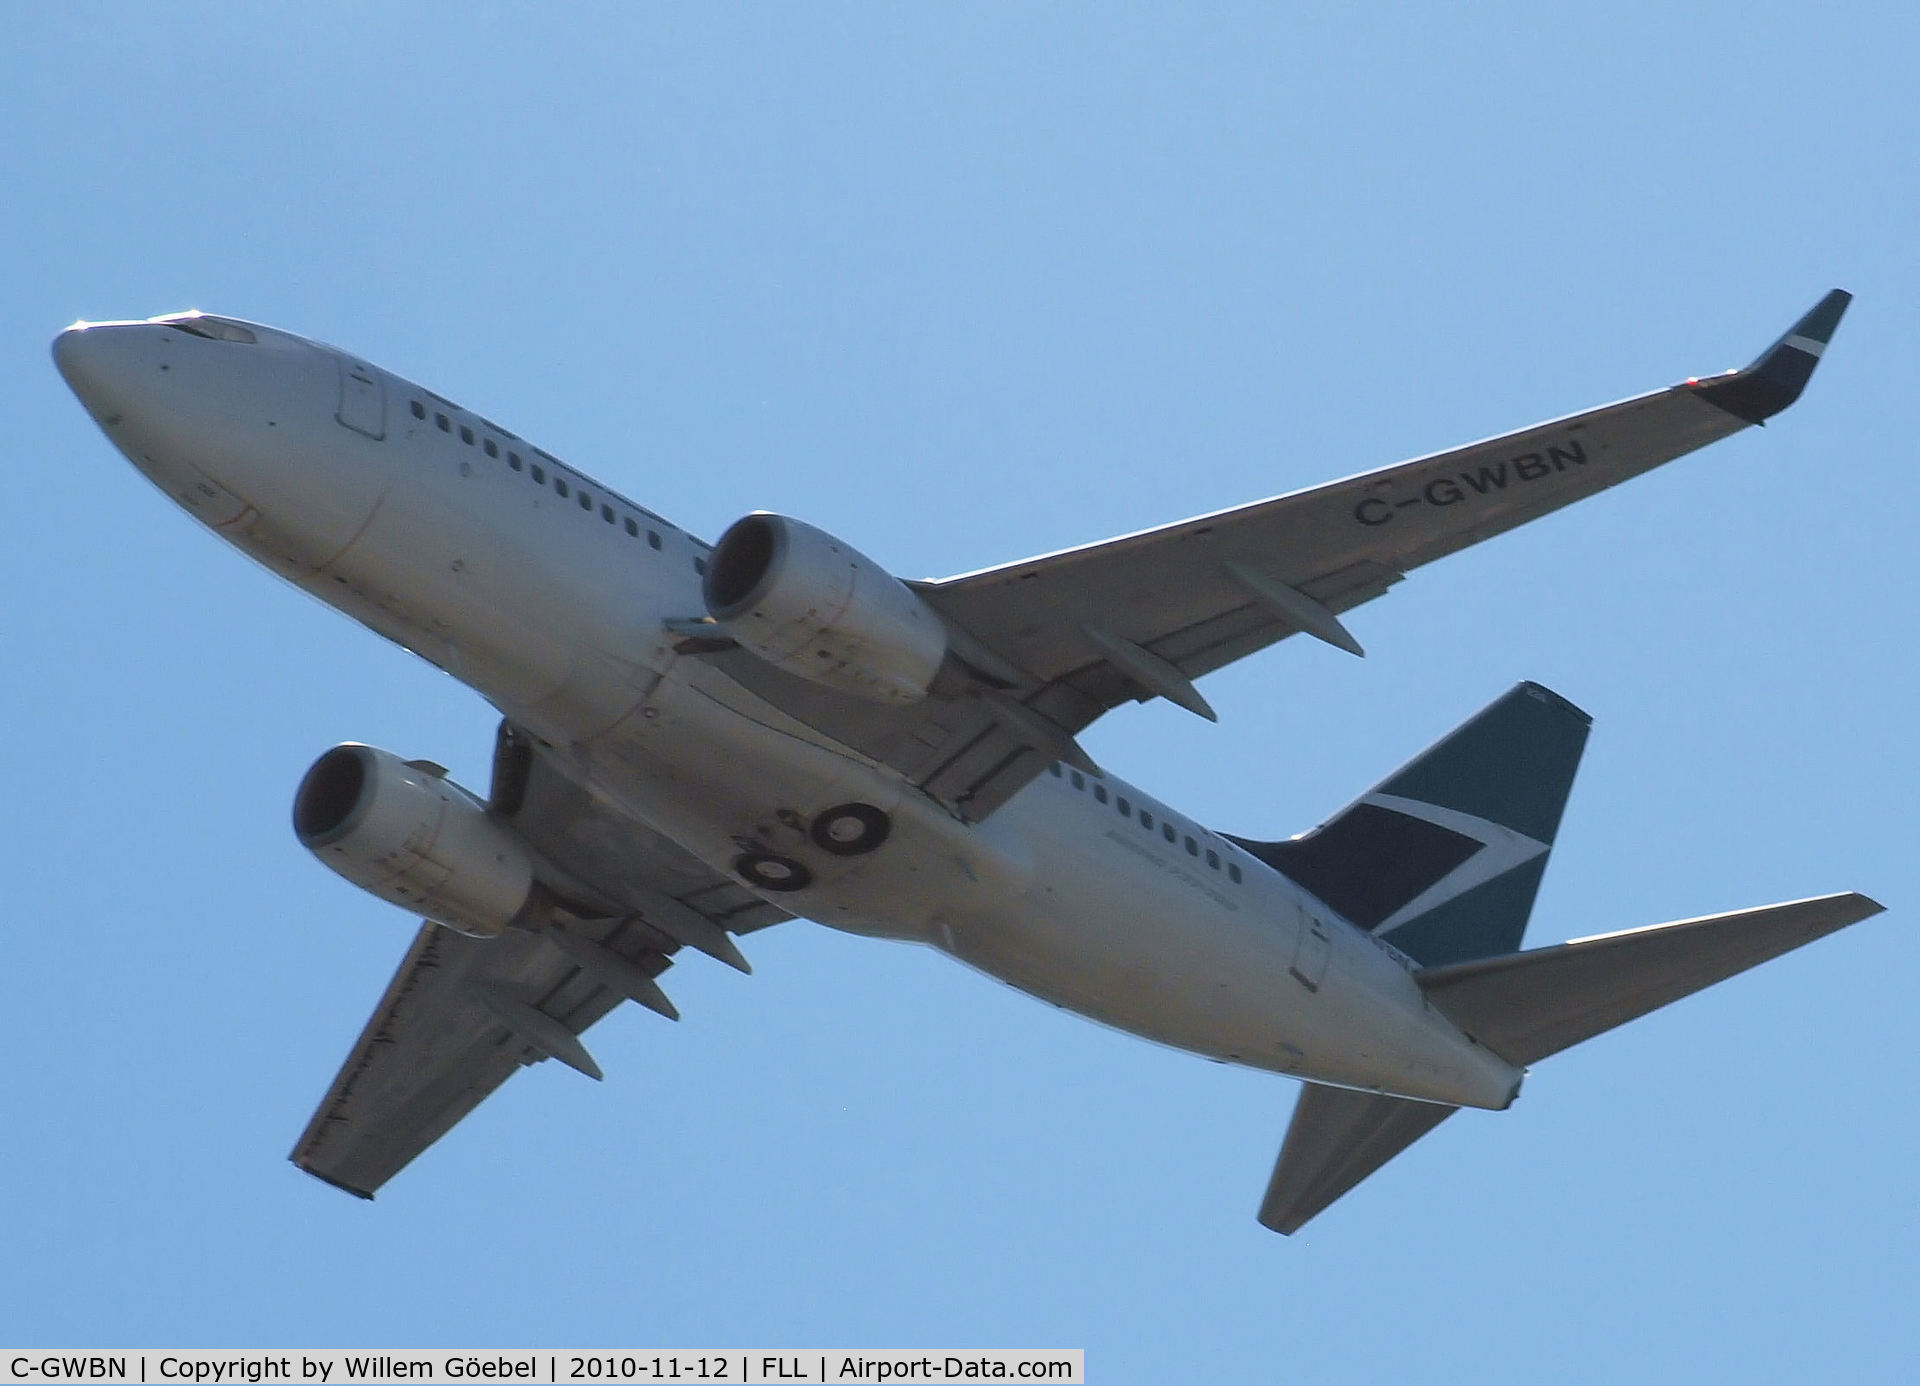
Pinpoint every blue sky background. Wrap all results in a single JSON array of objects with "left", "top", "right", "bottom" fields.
[{"left": 5, "top": 5, "right": 1917, "bottom": 1379}]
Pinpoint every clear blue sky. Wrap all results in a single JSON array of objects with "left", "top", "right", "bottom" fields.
[{"left": 5, "top": 5, "right": 1916, "bottom": 1379}]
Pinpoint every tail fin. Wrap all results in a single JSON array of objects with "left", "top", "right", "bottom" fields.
[
  {"left": 1258, "top": 892, "right": 1884, "bottom": 1235},
  {"left": 1417, "top": 892, "right": 1884, "bottom": 1066},
  {"left": 1231, "top": 681, "right": 1590, "bottom": 967}
]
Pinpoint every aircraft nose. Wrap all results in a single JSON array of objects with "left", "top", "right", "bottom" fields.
[
  {"left": 52, "top": 323, "right": 98, "bottom": 389},
  {"left": 52, "top": 320, "right": 148, "bottom": 418}
]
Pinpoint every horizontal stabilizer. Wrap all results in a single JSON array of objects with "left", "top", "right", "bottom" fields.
[
  {"left": 1259, "top": 1084, "right": 1457, "bottom": 1235},
  {"left": 1417, "top": 892, "right": 1884, "bottom": 1066}
]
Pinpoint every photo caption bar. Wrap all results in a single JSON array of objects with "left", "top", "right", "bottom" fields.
[{"left": 2, "top": 1352, "right": 1082, "bottom": 1385}]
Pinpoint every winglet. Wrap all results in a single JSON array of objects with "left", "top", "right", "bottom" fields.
[{"left": 1691, "top": 288, "right": 1851, "bottom": 426}]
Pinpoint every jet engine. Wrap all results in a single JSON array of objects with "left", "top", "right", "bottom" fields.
[
  {"left": 293, "top": 743, "right": 537, "bottom": 938},
  {"left": 703, "top": 512, "right": 949, "bottom": 703}
]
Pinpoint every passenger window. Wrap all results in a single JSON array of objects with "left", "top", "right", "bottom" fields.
[
  {"left": 578, "top": 490, "right": 593, "bottom": 511},
  {"left": 624, "top": 517, "right": 639, "bottom": 537},
  {"left": 1117, "top": 797, "right": 1131, "bottom": 817},
  {"left": 1048, "top": 764, "right": 1062, "bottom": 778},
  {"left": 648, "top": 531, "right": 662, "bottom": 550},
  {"left": 531, "top": 464, "right": 546, "bottom": 483},
  {"left": 1206, "top": 849, "right": 1219, "bottom": 869},
  {"left": 555, "top": 477, "right": 569, "bottom": 498},
  {"left": 509, "top": 452, "right": 523, "bottom": 472},
  {"left": 1070, "top": 772, "right": 1084, "bottom": 790},
  {"left": 1094, "top": 785, "right": 1108, "bottom": 804},
  {"left": 1184, "top": 836, "right": 1198, "bottom": 857},
  {"left": 1140, "top": 812, "right": 1154, "bottom": 830},
  {"left": 410, "top": 401, "right": 426, "bottom": 420},
  {"left": 460, "top": 425, "right": 474, "bottom": 445},
  {"left": 1228, "top": 863, "right": 1242, "bottom": 884},
  {"left": 1163, "top": 824, "right": 1176, "bottom": 843},
  {"left": 435, "top": 413, "right": 451, "bottom": 432},
  {"left": 693, "top": 557, "right": 707, "bottom": 575},
  {"left": 484, "top": 439, "right": 498, "bottom": 458}
]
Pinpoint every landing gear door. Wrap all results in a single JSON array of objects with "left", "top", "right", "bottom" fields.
[{"left": 335, "top": 354, "right": 386, "bottom": 440}]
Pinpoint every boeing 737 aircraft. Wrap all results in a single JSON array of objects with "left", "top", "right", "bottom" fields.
[{"left": 53, "top": 290, "right": 1882, "bottom": 1233}]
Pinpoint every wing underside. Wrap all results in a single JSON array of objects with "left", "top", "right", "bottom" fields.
[
  {"left": 688, "top": 292, "right": 1849, "bottom": 823},
  {"left": 293, "top": 915, "right": 648, "bottom": 1197},
  {"left": 290, "top": 725, "right": 789, "bottom": 1198}
]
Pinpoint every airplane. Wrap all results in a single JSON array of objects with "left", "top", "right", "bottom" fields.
[{"left": 52, "top": 289, "right": 1883, "bottom": 1235}]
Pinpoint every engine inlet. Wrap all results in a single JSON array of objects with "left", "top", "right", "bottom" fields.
[{"left": 293, "top": 744, "right": 373, "bottom": 846}]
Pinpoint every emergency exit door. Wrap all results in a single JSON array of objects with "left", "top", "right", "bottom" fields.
[
  {"left": 334, "top": 354, "right": 386, "bottom": 439},
  {"left": 1291, "top": 915, "right": 1332, "bottom": 992}
]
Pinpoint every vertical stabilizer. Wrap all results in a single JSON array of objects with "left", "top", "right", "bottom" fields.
[{"left": 1231, "top": 682, "right": 1590, "bottom": 966}]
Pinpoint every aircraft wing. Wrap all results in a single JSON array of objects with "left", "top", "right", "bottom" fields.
[
  {"left": 698, "top": 291, "right": 1848, "bottom": 822},
  {"left": 289, "top": 724, "right": 790, "bottom": 1198}
]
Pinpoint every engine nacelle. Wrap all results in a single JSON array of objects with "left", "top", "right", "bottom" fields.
[
  {"left": 293, "top": 744, "right": 536, "bottom": 938},
  {"left": 703, "top": 513, "right": 949, "bottom": 703}
]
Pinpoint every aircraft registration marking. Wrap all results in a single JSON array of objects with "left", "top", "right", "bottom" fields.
[{"left": 1353, "top": 438, "right": 1589, "bottom": 526}]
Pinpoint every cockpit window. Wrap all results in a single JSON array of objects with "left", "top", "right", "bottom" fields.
[{"left": 149, "top": 313, "right": 257, "bottom": 345}]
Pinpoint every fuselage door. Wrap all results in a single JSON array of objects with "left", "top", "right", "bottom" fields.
[
  {"left": 1291, "top": 915, "right": 1333, "bottom": 993},
  {"left": 335, "top": 354, "right": 386, "bottom": 440}
]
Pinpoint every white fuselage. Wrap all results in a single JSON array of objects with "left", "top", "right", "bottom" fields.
[{"left": 55, "top": 316, "right": 1524, "bottom": 1111}]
